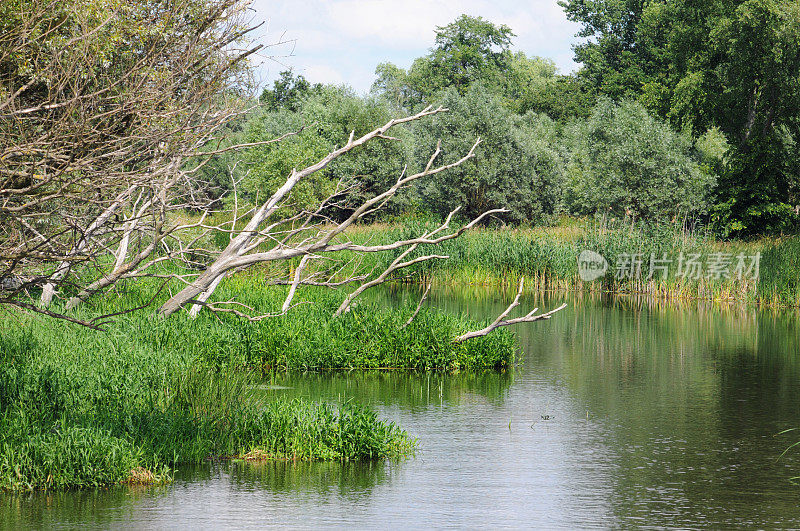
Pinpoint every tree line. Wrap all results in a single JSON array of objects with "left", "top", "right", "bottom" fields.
[
  {"left": 218, "top": 10, "right": 798, "bottom": 236},
  {"left": 1, "top": 1, "right": 797, "bottom": 324}
]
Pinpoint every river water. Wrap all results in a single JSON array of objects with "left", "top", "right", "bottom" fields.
[{"left": 3, "top": 287, "right": 800, "bottom": 528}]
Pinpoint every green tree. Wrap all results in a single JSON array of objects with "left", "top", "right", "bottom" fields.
[
  {"left": 560, "top": 0, "right": 800, "bottom": 234},
  {"left": 371, "top": 16, "right": 593, "bottom": 121},
  {"left": 563, "top": 98, "right": 714, "bottom": 222},
  {"left": 259, "top": 70, "right": 322, "bottom": 112},
  {"left": 559, "top": 0, "right": 647, "bottom": 100},
  {"left": 371, "top": 15, "right": 515, "bottom": 109},
  {"left": 503, "top": 52, "right": 595, "bottom": 120},
  {"left": 422, "top": 14, "right": 515, "bottom": 93},
  {"left": 371, "top": 62, "right": 416, "bottom": 110},
  {"left": 414, "top": 84, "right": 565, "bottom": 224},
  {"left": 708, "top": 0, "right": 800, "bottom": 234},
  {"left": 241, "top": 85, "right": 415, "bottom": 217}
]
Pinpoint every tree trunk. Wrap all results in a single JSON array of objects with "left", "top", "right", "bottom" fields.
[{"left": 188, "top": 273, "right": 226, "bottom": 317}]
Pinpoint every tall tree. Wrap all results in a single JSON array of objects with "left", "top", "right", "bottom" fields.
[
  {"left": 560, "top": 0, "right": 800, "bottom": 234},
  {"left": 559, "top": 0, "right": 647, "bottom": 99},
  {"left": 372, "top": 15, "right": 592, "bottom": 121},
  {"left": 372, "top": 15, "right": 515, "bottom": 109},
  {"left": 259, "top": 70, "right": 322, "bottom": 112},
  {"left": 563, "top": 98, "right": 714, "bottom": 222},
  {"left": 503, "top": 52, "right": 595, "bottom": 120},
  {"left": 414, "top": 84, "right": 565, "bottom": 224},
  {"left": 420, "top": 14, "right": 515, "bottom": 94}
]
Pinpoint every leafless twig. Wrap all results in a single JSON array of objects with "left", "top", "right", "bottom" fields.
[{"left": 454, "top": 278, "right": 567, "bottom": 342}]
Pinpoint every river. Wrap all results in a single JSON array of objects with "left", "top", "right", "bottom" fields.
[{"left": 3, "top": 287, "right": 800, "bottom": 528}]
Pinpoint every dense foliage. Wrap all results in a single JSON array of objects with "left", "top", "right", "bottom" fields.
[
  {"left": 242, "top": 86, "right": 415, "bottom": 217},
  {"left": 216, "top": 10, "right": 797, "bottom": 235},
  {"left": 563, "top": 98, "right": 715, "bottom": 221},
  {"left": 414, "top": 84, "right": 564, "bottom": 223},
  {"left": 560, "top": 0, "right": 800, "bottom": 235},
  {"left": 211, "top": 12, "right": 798, "bottom": 231}
]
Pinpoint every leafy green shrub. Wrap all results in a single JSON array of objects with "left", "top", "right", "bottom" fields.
[
  {"left": 238, "top": 85, "right": 416, "bottom": 217},
  {"left": 564, "top": 98, "right": 715, "bottom": 222},
  {"left": 414, "top": 83, "right": 565, "bottom": 224}
]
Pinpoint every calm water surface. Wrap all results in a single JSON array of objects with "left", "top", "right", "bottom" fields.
[{"left": 3, "top": 287, "right": 800, "bottom": 528}]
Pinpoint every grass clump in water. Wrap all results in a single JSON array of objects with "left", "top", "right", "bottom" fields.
[
  {"left": 0, "top": 282, "right": 516, "bottom": 491},
  {"left": 0, "top": 343, "right": 414, "bottom": 492}
]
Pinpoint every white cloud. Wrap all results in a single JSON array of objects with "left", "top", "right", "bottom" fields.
[
  {"left": 300, "top": 63, "right": 347, "bottom": 85},
  {"left": 248, "top": 0, "right": 581, "bottom": 92},
  {"left": 325, "top": 0, "right": 491, "bottom": 49}
]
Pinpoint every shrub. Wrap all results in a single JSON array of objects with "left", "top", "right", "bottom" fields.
[{"left": 564, "top": 98, "right": 715, "bottom": 222}]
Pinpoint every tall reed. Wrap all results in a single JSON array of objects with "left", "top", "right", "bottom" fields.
[{"left": 314, "top": 218, "right": 798, "bottom": 307}]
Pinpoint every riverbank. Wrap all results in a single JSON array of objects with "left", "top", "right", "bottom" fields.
[
  {"left": 5, "top": 216, "right": 796, "bottom": 491},
  {"left": 309, "top": 218, "right": 799, "bottom": 307},
  {"left": 0, "top": 283, "right": 514, "bottom": 491}
]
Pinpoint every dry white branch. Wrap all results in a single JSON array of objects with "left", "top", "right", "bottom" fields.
[
  {"left": 454, "top": 278, "right": 567, "bottom": 342},
  {"left": 401, "top": 281, "right": 432, "bottom": 329},
  {"left": 282, "top": 254, "right": 311, "bottom": 313},
  {"left": 334, "top": 244, "right": 447, "bottom": 317}
]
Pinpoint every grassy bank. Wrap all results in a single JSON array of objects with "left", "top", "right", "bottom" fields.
[
  {"left": 305, "top": 218, "right": 799, "bottom": 307},
  {"left": 0, "top": 282, "right": 514, "bottom": 491}
]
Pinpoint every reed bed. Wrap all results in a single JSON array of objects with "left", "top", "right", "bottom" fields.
[{"left": 303, "top": 218, "right": 799, "bottom": 307}]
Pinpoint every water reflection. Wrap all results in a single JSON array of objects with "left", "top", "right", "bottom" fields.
[
  {"left": 3, "top": 287, "right": 800, "bottom": 528},
  {"left": 263, "top": 370, "right": 514, "bottom": 411},
  {"left": 228, "top": 460, "right": 389, "bottom": 498}
]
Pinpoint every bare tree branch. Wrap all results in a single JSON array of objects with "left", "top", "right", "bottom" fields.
[
  {"left": 454, "top": 278, "right": 568, "bottom": 342},
  {"left": 401, "top": 281, "right": 432, "bottom": 329}
]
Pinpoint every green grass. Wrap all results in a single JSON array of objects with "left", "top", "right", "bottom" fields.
[
  {"left": 0, "top": 325, "right": 416, "bottom": 491},
  {"left": 58, "top": 277, "right": 515, "bottom": 372},
  {"left": 757, "top": 237, "right": 800, "bottom": 305},
  {"left": 297, "top": 217, "right": 798, "bottom": 307},
  {"left": 0, "top": 278, "right": 515, "bottom": 491}
]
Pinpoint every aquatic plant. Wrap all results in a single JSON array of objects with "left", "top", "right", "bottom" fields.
[
  {"left": 0, "top": 338, "right": 416, "bottom": 492},
  {"left": 0, "top": 280, "right": 517, "bottom": 491},
  {"left": 309, "top": 218, "right": 798, "bottom": 307}
]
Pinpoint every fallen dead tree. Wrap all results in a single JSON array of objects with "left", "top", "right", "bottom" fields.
[
  {"left": 150, "top": 106, "right": 565, "bottom": 340},
  {"left": 0, "top": 1, "right": 566, "bottom": 339}
]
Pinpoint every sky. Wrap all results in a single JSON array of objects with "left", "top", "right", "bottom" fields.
[{"left": 247, "top": 0, "right": 582, "bottom": 94}]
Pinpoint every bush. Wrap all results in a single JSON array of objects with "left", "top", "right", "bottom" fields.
[
  {"left": 564, "top": 98, "right": 715, "bottom": 222},
  {"left": 239, "top": 85, "right": 416, "bottom": 218}
]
